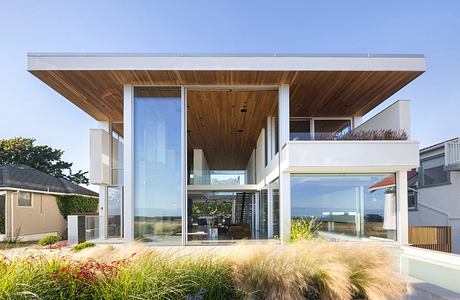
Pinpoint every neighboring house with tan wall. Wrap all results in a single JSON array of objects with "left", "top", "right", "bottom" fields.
[{"left": 0, "top": 164, "right": 98, "bottom": 241}]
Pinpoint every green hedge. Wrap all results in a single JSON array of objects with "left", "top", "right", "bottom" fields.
[{"left": 56, "top": 195, "right": 98, "bottom": 219}]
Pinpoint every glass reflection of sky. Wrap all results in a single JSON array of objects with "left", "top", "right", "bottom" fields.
[
  {"left": 134, "top": 96, "right": 182, "bottom": 220},
  {"left": 291, "top": 174, "right": 390, "bottom": 218}
]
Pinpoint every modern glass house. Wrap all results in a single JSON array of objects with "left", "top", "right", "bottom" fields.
[{"left": 28, "top": 54, "right": 425, "bottom": 245}]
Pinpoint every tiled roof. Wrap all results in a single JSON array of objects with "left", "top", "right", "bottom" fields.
[
  {"left": 368, "top": 169, "right": 418, "bottom": 191},
  {"left": 0, "top": 164, "right": 98, "bottom": 197}
]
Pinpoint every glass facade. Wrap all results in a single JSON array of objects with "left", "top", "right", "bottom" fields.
[
  {"left": 291, "top": 174, "right": 397, "bottom": 240},
  {"left": 111, "top": 122, "right": 124, "bottom": 185},
  {"left": 290, "top": 118, "right": 311, "bottom": 141},
  {"left": 289, "top": 118, "right": 352, "bottom": 141},
  {"left": 314, "top": 119, "right": 351, "bottom": 140},
  {"left": 134, "top": 87, "right": 183, "bottom": 244},
  {"left": 107, "top": 186, "right": 122, "bottom": 238},
  {"left": 259, "top": 187, "right": 268, "bottom": 239},
  {"left": 271, "top": 179, "right": 280, "bottom": 238}
]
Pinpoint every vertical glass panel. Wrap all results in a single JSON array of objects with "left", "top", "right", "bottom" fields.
[
  {"left": 291, "top": 174, "right": 397, "bottom": 241},
  {"left": 271, "top": 179, "right": 280, "bottom": 238},
  {"left": 0, "top": 194, "right": 5, "bottom": 234},
  {"left": 210, "top": 170, "right": 246, "bottom": 185},
  {"left": 134, "top": 87, "right": 182, "bottom": 244},
  {"left": 85, "top": 215, "right": 99, "bottom": 241},
  {"left": 314, "top": 120, "right": 351, "bottom": 140},
  {"left": 107, "top": 186, "right": 122, "bottom": 238},
  {"left": 290, "top": 118, "right": 311, "bottom": 140},
  {"left": 111, "top": 123, "right": 124, "bottom": 185},
  {"left": 187, "top": 191, "right": 256, "bottom": 243},
  {"left": 259, "top": 187, "right": 268, "bottom": 239}
]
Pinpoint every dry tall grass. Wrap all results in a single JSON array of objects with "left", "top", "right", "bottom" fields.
[{"left": 0, "top": 241, "right": 405, "bottom": 300}]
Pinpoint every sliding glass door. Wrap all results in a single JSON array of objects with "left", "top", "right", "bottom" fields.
[
  {"left": 133, "top": 87, "right": 183, "bottom": 244},
  {"left": 107, "top": 186, "right": 122, "bottom": 238}
]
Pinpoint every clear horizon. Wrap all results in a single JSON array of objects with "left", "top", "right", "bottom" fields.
[{"left": 1, "top": 0, "right": 459, "bottom": 188}]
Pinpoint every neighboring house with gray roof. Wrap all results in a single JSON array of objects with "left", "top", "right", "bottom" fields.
[{"left": 0, "top": 164, "right": 97, "bottom": 241}]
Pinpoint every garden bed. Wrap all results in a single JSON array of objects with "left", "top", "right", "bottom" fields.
[{"left": 0, "top": 241, "right": 405, "bottom": 299}]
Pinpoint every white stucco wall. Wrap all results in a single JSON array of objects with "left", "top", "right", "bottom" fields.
[
  {"left": 356, "top": 100, "right": 411, "bottom": 138},
  {"left": 89, "top": 128, "right": 110, "bottom": 185},
  {"left": 255, "top": 129, "right": 266, "bottom": 184},
  {"left": 245, "top": 150, "right": 256, "bottom": 184}
]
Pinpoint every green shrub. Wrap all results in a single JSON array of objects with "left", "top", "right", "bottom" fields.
[
  {"left": 56, "top": 195, "right": 98, "bottom": 219},
  {"left": 291, "top": 217, "right": 322, "bottom": 241},
  {"left": 71, "top": 241, "right": 95, "bottom": 252},
  {"left": 38, "top": 235, "right": 61, "bottom": 246}
]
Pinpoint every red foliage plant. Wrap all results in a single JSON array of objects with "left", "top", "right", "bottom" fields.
[{"left": 50, "top": 257, "right": 132, "bottom": 286}]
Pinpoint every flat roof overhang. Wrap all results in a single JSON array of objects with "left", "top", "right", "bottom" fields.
[{"left": 27, "top": 53, "right": 426, "bottom": 121}]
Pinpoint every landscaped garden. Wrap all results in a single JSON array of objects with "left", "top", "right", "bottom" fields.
[{"left": 0, "top": 238, "right": 404, "bottom": 300}]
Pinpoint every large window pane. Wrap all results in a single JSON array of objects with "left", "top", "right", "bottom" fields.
[
  {"left": 290, "top": 118, "right": 311, "bottom": 141},
  {"left": 111, "top": 122, "right": 124, "bottom": 185},
  {"left": 134, "top": 87, "right": 182, "bottom": 244},
  {"left": 314, "top": 120, "right": 351, "bottom": 140},
  {"left": 107, "top": 186, "right": 122, "bottom": 238},
  {"left": 291, "top": 174, "right": 397, "bottom": 241},
  {"left": 421, "top": 156, "right": 449, "bottom": 187},
  {"left": 259, "top": 187, "right": 268, "bottom": 239},
  {"left": 272, "top": 179, "right": 280, "bottom": 238}
]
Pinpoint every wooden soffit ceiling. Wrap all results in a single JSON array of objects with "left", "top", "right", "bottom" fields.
[
  {"left": 188, "top": 90, "right": 277, "bottom": 170},
  {"left": 29, "top": 70, "right": 423, "bottom": 122}
]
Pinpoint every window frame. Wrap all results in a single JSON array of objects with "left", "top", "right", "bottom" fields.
[
  {"left": 17, "top": 192, "right": 33, "bottom": 208},
  {"left": 288, "top": 117, "right": 353, "bottom": 141},
  {"left": 419, "top": 154, "right": 451, "bottom": 188},
  {"left": 408, "top": 188, "right": 418, "bottom": 210}
]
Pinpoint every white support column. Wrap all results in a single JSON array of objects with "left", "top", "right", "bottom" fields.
[
  {"left": 96, "top": 121, "right": 109, "bottom": 240},
  {"left": 279, "top": 85, "right": 290, "bottom": 147},
  {"left": 98, "top": 186, "right": 107, "bottom": 240},
  {"left": 266, "top": 117, "right": 273, "bottom": 161},
  {"left": 181, "top": 86, "right": 187, "bottom": 247},
  {"left": 279, "top": 172, "right": 291, "bottom": 242},
  {"left": 267, "top": 182, "right": 274, "bottom": 239},
  {"left": 278, "top": 84, "right": 291, "bottom": 243},
  {"left": 123, "top": 84, "right": 134, "bottom": 241},
  {"left": 396, "top": 170, "right": 409, "bottom": 245}
]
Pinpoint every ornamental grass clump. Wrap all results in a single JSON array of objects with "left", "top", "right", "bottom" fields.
[{"left": 0, "top": 241, "right": 405, "bottom": 300}]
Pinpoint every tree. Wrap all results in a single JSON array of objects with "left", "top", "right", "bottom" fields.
[{"left": 0, "top": 137, "right": 89, "bottom": 185}]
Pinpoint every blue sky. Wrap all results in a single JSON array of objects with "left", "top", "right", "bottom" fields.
[{"left": 0, "top": 0, "right": 459, "bottom": 180}]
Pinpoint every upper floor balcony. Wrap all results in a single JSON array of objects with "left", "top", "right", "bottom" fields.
[
  {"left": 445, "top": 138, "right": 460, "bottom": 171},
  {"left": 280, "top": 100, "right": 420, "bottom": 173}
]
